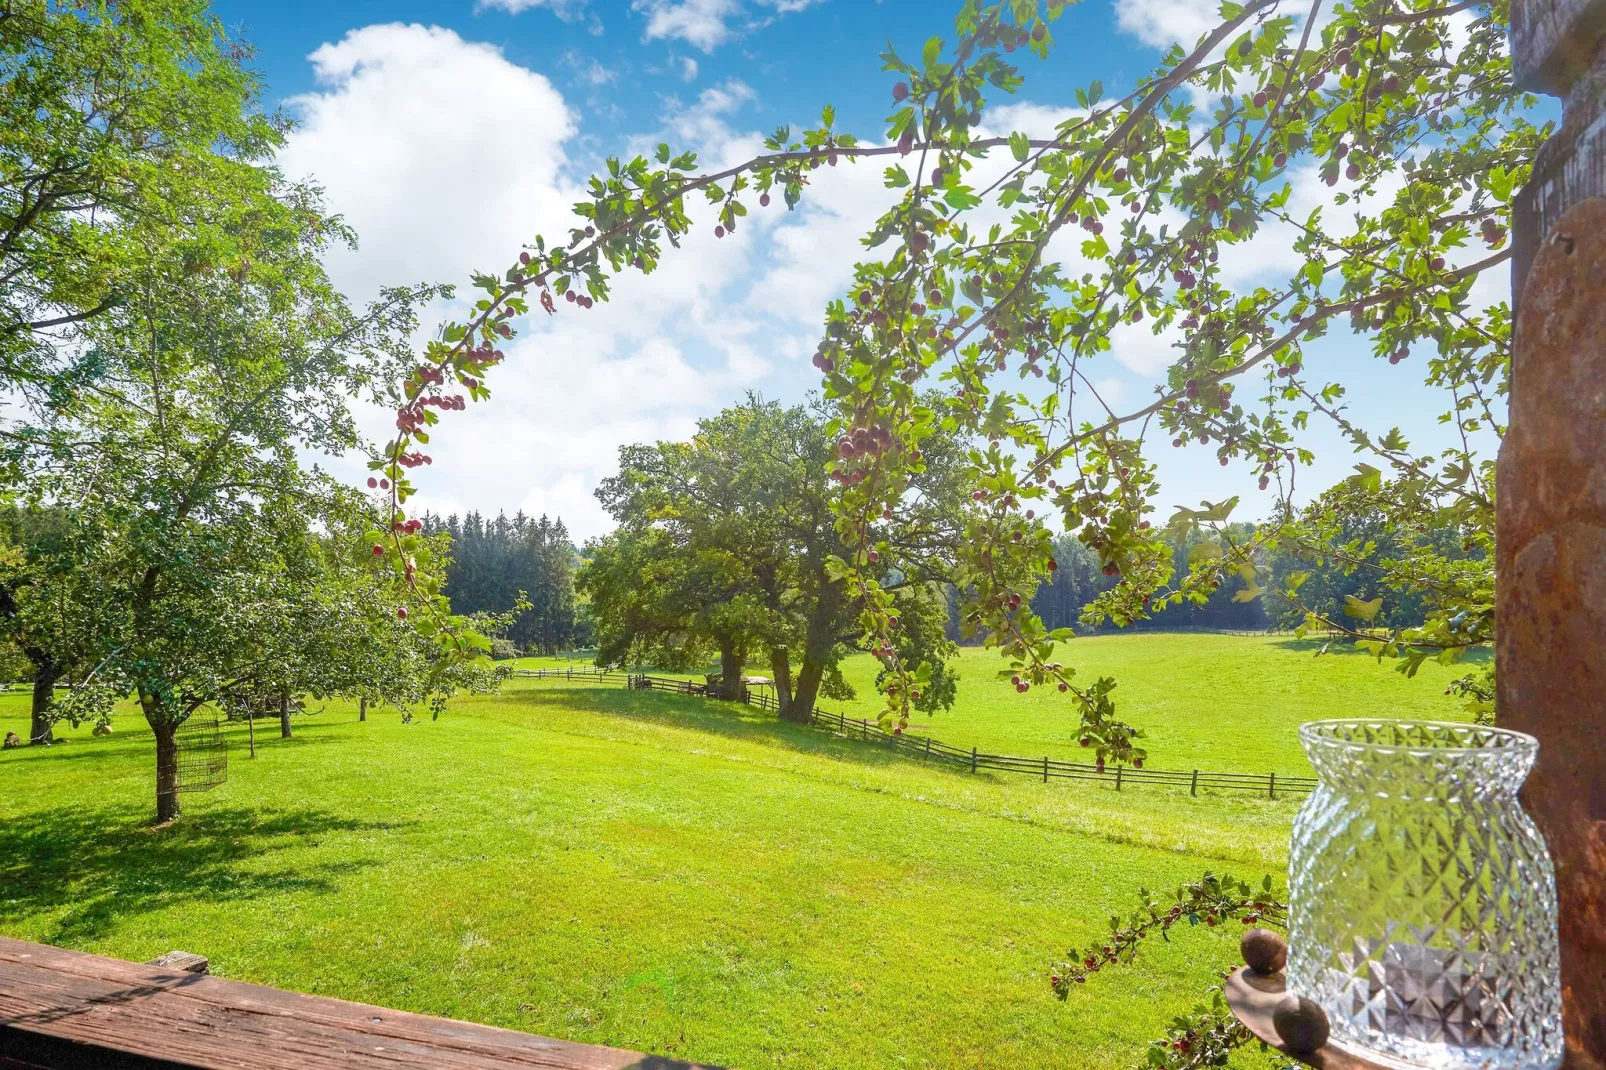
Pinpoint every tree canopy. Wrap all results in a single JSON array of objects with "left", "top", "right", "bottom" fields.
[
  {"left": 0, "top": 0, "right": 285, "bottom": 418},
  {"left": 583, "top": 395, "right": 967, "bottom": 722},
  {"left": 419, "top": 511, "right": 581, "bottom": 655}
]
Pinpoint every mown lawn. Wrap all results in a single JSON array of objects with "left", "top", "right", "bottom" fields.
[
  {"left": 825, "top": 632, "right": 1479, "bottom": 775},
  {"left": 0, "top": 634, "right": 1464, "bottom": 1068}
]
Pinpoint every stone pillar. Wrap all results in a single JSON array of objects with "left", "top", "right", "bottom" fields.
[{"left": 1502, "top": 2, "right": 1606, "bottom": 1065}]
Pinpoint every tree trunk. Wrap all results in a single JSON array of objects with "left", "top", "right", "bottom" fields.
[
  {"left": 788, "top": 575, "right": 846, "bottom": 724},
  {"left": 28, "top": 661, "right": 55, "bottom": 745},
  {"left": 153, "top": 720, "right": 180, "bottom": 824},
  {"left": 359, "top": 695, "right": 367, "bottom": 722},
  {"left": 718, "top": 643, "right": 743, "bottom": 701},
  {"left": 789, "top": 659, "right": 823, "bottom": 723},
  {"left": 279, "top": 686, "right": 292, "bottom": 739},
  {"left": 768, "top": 648, "right": 793, "bottom": 718}
]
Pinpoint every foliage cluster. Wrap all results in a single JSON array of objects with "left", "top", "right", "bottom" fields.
[{"left": 418, "top": 511, "right": 585, "bottom": 654}]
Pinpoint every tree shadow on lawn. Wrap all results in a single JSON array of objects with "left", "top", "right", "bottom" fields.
[
  {"left": 507, "top": 684, "right": 984, "bottom": 780},
  {"left": 0, "top": 805, "right": 401, "bottom": 945}
]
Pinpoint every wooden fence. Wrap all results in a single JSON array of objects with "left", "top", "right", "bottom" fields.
[{"left": 510, "top": 668, "right": 1316, "bottom": 799}]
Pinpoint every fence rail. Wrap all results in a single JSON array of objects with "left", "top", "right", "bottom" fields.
[{"left": 510, "top": 668, "right": 1316, "bottom": 798}]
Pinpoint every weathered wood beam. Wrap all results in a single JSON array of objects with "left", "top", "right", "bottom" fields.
[
  {"left": 1502, "top": 2, "right": 1606, "bottom": 1066},
  {"left": 0, "top": 937, "right": 719, "bottom": 1070},
  {"left": 1511, "top": 0, "right": 1606, "bottom": 303}
]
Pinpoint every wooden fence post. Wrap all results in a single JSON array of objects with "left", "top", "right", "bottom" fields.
[
  {"left": 971, "top": 747, "right": 977, "bottom": 773},
  {"left": 1190, "top": 769, "right": 1198, "bottom": 797},
  {"left": 1043, "top": 756, "right": 1049, "bottom": 783},
  {"left": 1268, "top": 771, "right": 1276, "bottom": 800},
  {"left": 1115, "top": 765, "right": 1122, "bottom": 792},
  {"left": 1504, "top": 3, "right": 1606, "bottom": 1054}
]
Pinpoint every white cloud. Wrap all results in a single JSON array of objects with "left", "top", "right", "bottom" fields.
[
  {"left": 1112, "top": 0, "right": 1222, "bottom": 50},
  {"left": 564, "top": 49, "right": 616, "bottom": 87},
  {"left": 658, "top": 79, "right": 756, "bottom": 146},
  {"left": 280, "top": 25, "right": 577, "bottom": 300},
  {"left": 271, "top": 16, "right": 1498, "bottom": 549},
  {"left": 480, "top": 0, "right": 590, "bottom": 18},
  {"left": 277, "top": 23, "right": 894, "bottom": 542},
  {"left": 632, "top": 0, "right": 824, "bottom": 52},
  {"left": 677, "top": 55, "right": 699, "bottom": 81},
  {"left": 978, "top": 101, "right": 1085, "bottom": 141}
]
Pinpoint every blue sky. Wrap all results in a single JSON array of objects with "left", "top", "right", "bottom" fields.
[
  {"left": 214, "top": 0, "right": 1161, "bottom": 140},
  {"left": 207, "top": 0, "right": 1522, "bottom": 540}
]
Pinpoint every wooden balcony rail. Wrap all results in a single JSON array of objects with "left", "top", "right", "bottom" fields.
[{"left": 0, "top": 937, "right": 718, "bottom": 1069}]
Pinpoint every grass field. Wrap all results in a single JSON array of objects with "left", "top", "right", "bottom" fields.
[
  {"left": 829, "top": 633, "right": 1480, "bottom": 774},
  {"left": 519, "top": 632, "right": 1479, "bottom": 775},
  {"left": 0, "top": 634, "right": 1473, "bottom": 1068}
]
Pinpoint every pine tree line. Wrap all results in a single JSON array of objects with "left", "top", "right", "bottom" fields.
[{"left": 420, "top": 512, "right": 581, "bottom": 653}]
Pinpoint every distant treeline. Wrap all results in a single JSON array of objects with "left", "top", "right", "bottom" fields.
[
  {"left": 419, "top": 512, "right": 589, "bottom": 654},
  {"left": 1031, "top": 521, "right": 1483, "bottom": 635}
]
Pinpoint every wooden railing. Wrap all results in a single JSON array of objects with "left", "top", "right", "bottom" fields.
[
  {"left": 0, "top": 936, "right": 718, "bottom": 1069},
  {"left": 512, "top": 669, "right": 1316, "bottom": 798}
]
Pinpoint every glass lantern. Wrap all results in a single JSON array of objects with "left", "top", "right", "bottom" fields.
[{"left": 1287, "top": 720, "right": 1565, "bottom": 1070}]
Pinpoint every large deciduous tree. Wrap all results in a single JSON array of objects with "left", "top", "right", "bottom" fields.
[
  {"left": 0, "top": 0, "right": 284, "bottom": 412},
  {"left": 0, "top": 505, "right": 99, "bottom": 744},
  {"left": 583, "top": 396, "right": 967, "bottom": 722},
  {"left": 36, "top": 170, "right": 458, "bottom": 822}
]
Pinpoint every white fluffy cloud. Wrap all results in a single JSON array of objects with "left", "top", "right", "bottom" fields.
[
  {"left": 275, "top": 15, "right": 1506, "bottom": 544},
  {"left": 278, "top": 24, "right": 897, "bottom": 541},
  {"left": 632, "top": 0, "right": 824, "bottom": 52},
  {"left": 279, "top": 25, "right": 577, "bottom": 301},
  {"left": 1112, "top": 0, "right": 1222, "bottom": 50}
]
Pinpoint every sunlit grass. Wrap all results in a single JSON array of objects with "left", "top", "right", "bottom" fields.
[
  {"left": 0, "top": 633, "right": 1452, "bottom": 1068},
  {"left": 828, "top": 632, "right": 1479, "bottom": 775}
]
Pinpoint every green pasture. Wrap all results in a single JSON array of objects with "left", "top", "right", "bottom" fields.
[
  {"left": 828, "top": 632, "right": 1479, "bottom": 774},
  {"left": 0, "top": 633, "right": 1470, "bottom": 1068}
]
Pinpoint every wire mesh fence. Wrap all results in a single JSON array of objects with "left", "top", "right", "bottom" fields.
[
  {"left": 176, "top": 714, "right": 228, "bottom": 793},
  {"left": 512, "top": 668, "right": 1316, "bottom": 798}
]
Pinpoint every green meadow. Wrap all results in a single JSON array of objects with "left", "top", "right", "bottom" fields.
[{"left": 1, "top": 633, "right": 1473, "bottom": 1068}]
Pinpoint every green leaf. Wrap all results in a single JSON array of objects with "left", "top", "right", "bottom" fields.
[
  {"left": 1347, "top": 463, "right": 1383, "bottom": 494},
  {"left": 1344, "top": 595, "right": 1384, "bottom": 621},
  {"left": 1009, "top": 131, "right": 1031, "bottom": 162},
  {"left": 944, "top": 187, "right": 982, "bottom": 211}
]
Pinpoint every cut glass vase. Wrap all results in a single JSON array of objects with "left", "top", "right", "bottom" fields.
[{"left": 1287, "top": 720, "right": 1564, "bottom": 1070}]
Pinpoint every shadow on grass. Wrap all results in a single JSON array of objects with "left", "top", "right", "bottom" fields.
[
  {"left": 0, "top": 805, "right": 402, "bottom": 944},
  {"left": 505, "top": 682, "right": 982, "bottom": 780},
  {"left": 1271, "top": 637, "right": 1493, "bottom": 662}
]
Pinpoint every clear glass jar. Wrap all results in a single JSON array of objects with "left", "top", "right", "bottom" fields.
[{"left": 1287, "top": 720, "right": 1564, "bottom": 1070}]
